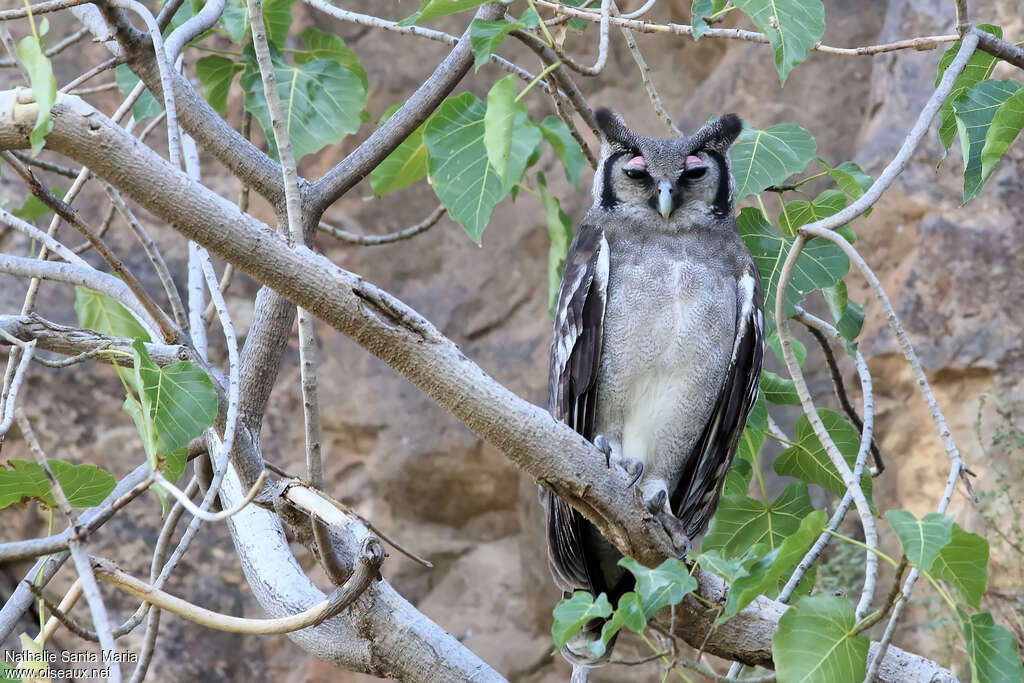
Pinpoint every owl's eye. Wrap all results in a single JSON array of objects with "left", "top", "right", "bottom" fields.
[
  {"left": 622, "top": 155, "right": 649, "bottom": 180},
  {"left": 680, "top": 154, "right": 708, "bottom": 182}
]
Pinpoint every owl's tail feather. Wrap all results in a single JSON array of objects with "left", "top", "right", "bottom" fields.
[{"left": 561, "top": 617, "right": 618, "bottom": 670}]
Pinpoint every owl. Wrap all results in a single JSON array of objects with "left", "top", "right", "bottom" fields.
[{"left": 541, "top": 109, "right": 765, "bottom": 670}]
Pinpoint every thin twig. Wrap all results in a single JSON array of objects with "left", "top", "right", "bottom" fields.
[
  {"left": 614, "top": 0, "right": 679, "bottom": 136},
  {"left": 316, "top": 488, "right": 434, "bottom": 569},
  {"left": 533, "top": 1, "right": 958, "bottom": 56},
  {"left": 59, "top": 56, "right": 121, "bottom": 93},
  {"left": 9, "top": 151, "right": 84, "bottom": 179},
  {"left": 71, "top": 203, "right": 117, "bottom": 255},
  {"left": 69, "top": 81, "right": 120, "bottom": 95},
  {"left": 0, "top": 338, "right": 35, "bottom": 438},
  {"left": 91, "top": 537, "right": 384, "bottom": 634},
  {"left": 319, "top": 206, "right": 446, "bottom": 246}
]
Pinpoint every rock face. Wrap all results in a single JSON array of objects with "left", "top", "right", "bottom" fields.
[{"left": 1, "top": 0, "right": 1023, "bottom": 681}]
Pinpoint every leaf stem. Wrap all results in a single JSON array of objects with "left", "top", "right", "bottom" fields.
[
  {"left": 525, "top": 0, "right": 556, "bottom": 47},
  {"left": 515, "top": 59, "right": 562, "bottom": 102},
  {"left": 824, "top": 529, "right": 901, "bottom": 569}
]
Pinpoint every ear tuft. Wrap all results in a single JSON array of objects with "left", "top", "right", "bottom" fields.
[
  {"left": 595, "top": 108, "right": 631, "bottom": 146},
  {"left": 718, "top": 113, "right": 743, "bottom": 145}
]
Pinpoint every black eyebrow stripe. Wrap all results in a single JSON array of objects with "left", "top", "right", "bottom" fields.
[
  {"left": 601, "top": 151, "right": 628, "bottom": 209},
  {"left": 704, "top": 149, "right": 731, "bottom": 216}
]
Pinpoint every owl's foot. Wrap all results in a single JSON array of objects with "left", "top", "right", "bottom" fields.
[
  {"left": 594, "top": 435, "right": 644, "bottom": 488},
  {"left": 642, "top": 482, "right": 691, "bottom": 556}
]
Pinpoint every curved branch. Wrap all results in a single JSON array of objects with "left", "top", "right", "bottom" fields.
[
  {"left": 319, "top": 206, "right": 446, "bottom": 246},
  {"left": 91, "top": 536, "right": 383, "bottom": 635}
]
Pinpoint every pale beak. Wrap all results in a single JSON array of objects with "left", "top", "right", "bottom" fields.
[{"left": 658, "top": 180, "right": 673, "bottom": 220}]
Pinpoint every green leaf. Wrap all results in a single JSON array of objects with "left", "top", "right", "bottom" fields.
[
  {"left": 703, "top": 510, "right": 827, "bottom": 622},
  {"left": 958, "top": 608, "right": 1024, "bottom": 683},
  {"left": 0, "top": 459, "right": 115, "bottom": 509},
  {"left": 704, "top": 482, "right": 814, "bottom": 558},
  {"left": 823, "top": 160, "right": 873, "bottom": 202},
  {"left": 400, "top": 0, "right": 493, "bottom": 26},
  {"left": 773, "top": 595, "right": 869, "bottom": 683},
  {"left": 885, "top": 510, "right": 953, "bottom": 572},
  {"left": 196, "top": 56, "right": 243, "bottom": 117},
  {"left": 730, "top": 123, "right": 816, "bottom": 200},
  {"left": 48, "top": 460, "right": 117, "bottom": 507},
  {"left": 115, "top": 65, "right": 163, "bottom": 121},
  {"left": 747, "top": 390, "right": 768, "bottom": 432},
  {"left": 737, "top": 208, "right": 849, "bottom": 322},
  {"left": 74, "top": 287, "right": 152, "bottom": 342},
  {"left": 484, "top": 75, "right": 522, "bottom": 185},
  {"left": 551, "top": 591, "right": 612, "bottom": 650},
  {"left": 538, "top": 115, "right": 585, "bottom": 188},
  {"left": 732, "top": 0, "right": 825, "bottom": 85},
  {"left": 296, "top": 28, "right": 367, "bottom": 90},
  {"left": 12, "top": 185, "right": 62, "bottom": 221},
  {"left": 822, "top": 281, "right": 864, "bottom": 344},
  {"left": 980, "top": 87, "right": 1024, "bottom": 189},
  {"left": 424, "top": 93, "right": 539, "bottom": 242},
  {"left": 17, "top": 32, "right": 57, "bottom": 154},
  {"left": 584, "top": 591, "right": 644, "bottom": 658},
  {"left": 760, "top": 370, "right": 800, "bottom": 405},
  {"left": 935, "top": 25, "right": 1002, "bottom": 152},
  {"left": 369, "top": 104, "right": 429, "bottom": 196},
  {"left": 931, "top": 523, "right": 988, "bottom": 608},
  {"left": 262, "top": 0, "right": 294, "bottom": 47},
  {"left": 723, "top": 456, "right": 754, "bottom": 495},
  {"left": 240, "top": 43, "right": 366, "bottom": 162},
  {"left": 469, "top": 9, "right": 539, "bottom": 71},
  {"left": 537, "top": 172, "right": 574, "bottom": 316},
  {"left": 779, "top": 189, "right": 846, "bottom": 236},
  {"left": 132, "top": 340, "right": 217, "bottom": 460},
  {"left": 774, "top": 409, "right": 874, "bottom": 509},
  {"left": 0, "top": 460, "right": 50, "bottom": 508},
  {"left": 691, "top": 0, "right": 728, "bottom": 39},
  {"left": 954, "top": 79, "right": 1022, "bottom": 203},
  {"left": 618, "top": 557, "right": 698, "bottom": 618},
  {"left": 220, "top": 0, "right": 250, "bottom": 43}
]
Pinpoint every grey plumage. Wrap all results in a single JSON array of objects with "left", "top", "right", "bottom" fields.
[{"left": 541, "top": 109, "right": 764, "bottom": 669}]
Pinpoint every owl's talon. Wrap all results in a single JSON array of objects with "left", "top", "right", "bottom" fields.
[
  {"left": 594, "top": 434, "right": 612, "bottom": 467},
  {"left": 624, "top": 459, "right": 643, "bottom": 488},
  {"left": 646, "top": 488, "right": 666, "bottom": 514}
]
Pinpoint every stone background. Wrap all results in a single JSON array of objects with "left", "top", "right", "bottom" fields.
[{"left": 1, "top": 0, "right": 1022, "bottom": 681}]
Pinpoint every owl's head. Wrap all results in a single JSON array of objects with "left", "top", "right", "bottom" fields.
[{"left": 592, "top": 109, "right": 743, "bottom": 225}]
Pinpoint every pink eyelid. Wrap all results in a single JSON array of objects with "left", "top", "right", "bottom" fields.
[
  {"left": 685, "top": 154, "right": 705, "bottom": 168},
  {"left": 623, "top": 155, "right": 647, "bottom": 171}
]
